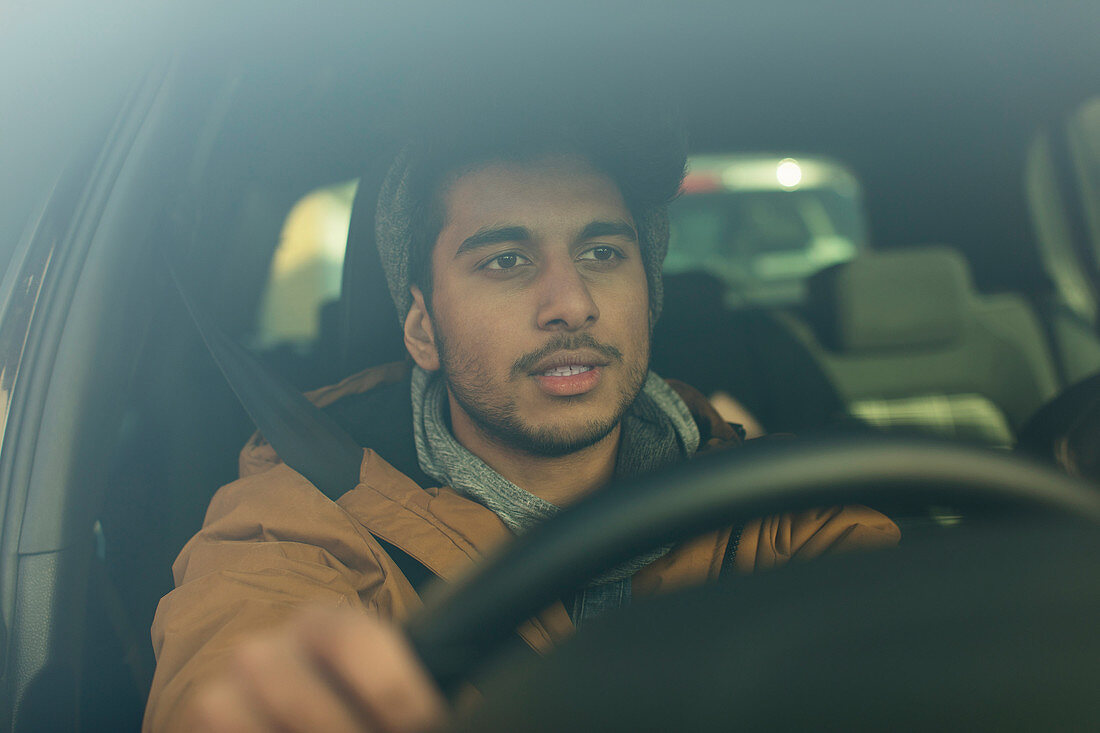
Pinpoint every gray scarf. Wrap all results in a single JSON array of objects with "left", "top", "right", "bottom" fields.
[{"left": 411, "top": 366, "right": 700, "bottom": 626}]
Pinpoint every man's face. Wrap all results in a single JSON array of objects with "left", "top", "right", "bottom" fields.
[{"left": 413, "top": 154, "right": 651, "bottom": 457}]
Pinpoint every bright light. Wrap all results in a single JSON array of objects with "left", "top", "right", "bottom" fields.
[{"left": 776, "top": 158, "right": 802, "bottom": 188}]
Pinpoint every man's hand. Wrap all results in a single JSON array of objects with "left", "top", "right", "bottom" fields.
[{"left": 186, "top": 607, "right": 447, "bottom": 733}]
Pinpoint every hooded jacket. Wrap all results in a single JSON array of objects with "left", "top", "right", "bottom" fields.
[{"left": 144, "top": 361, "right": 900, "bottom": 731}]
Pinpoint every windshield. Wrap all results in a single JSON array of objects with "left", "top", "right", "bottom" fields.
[{"left": 3, "top": 4, "right": 1100, "bottom": 731}]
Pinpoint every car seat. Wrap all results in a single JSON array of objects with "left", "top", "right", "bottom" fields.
[
  {"left": 651, "top": 271, "right": 852, "bottom": 436},
  {"left": 775, "top": 246, "right": 1060, "bottom": 446},
  {"left": 330, "top": 156, "right": 408, "bottom": 377}
]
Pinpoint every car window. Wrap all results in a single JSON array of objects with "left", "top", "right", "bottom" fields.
[
  {"left": 666, "top": 154, "right": 867, "bottom": 307},
  {"left": 252, "top": 179, "right": 358, "bottom": 350}
]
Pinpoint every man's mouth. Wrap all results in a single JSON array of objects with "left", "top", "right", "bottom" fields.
[
  {"left": 512, "top": 335, "right": 623, "bottom": 378},
  {"left": 516, "top": 339, "right": 622, "bottom": 398},
  {"left": 529, "top": 354, "right": 606, "bottom": 397},
  {"left": 540, "top": 364, "right": 595, "bottom": 377},
  {"left": 526, "top": 348, "right": 613, "bottom": 377}
]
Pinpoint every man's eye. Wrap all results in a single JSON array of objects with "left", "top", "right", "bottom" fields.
[
  {"left": 578, "top": 246, "right": 621, "bottom": 262},
  {"left": 485, "top": 253, "right": 529, "bottom": 270}
]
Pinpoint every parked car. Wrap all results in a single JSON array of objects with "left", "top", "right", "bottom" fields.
[{"left": 2, "top": 2, "right": 1100, "bottom": 730}]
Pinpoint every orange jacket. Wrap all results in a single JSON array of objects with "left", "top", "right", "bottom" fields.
[{"left": 144, "top": 362, "right": 900, "bottom": 731}]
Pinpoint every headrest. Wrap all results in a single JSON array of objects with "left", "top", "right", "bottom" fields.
[
  {"left": 808, "top": 247, "right": 973, "bottom": 352},
  {"left": 336, "top": 162, "right": 409, "bottom": 376}
]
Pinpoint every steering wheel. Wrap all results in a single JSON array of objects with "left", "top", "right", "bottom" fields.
[{"left": 403, "top": 435, "right": 1100, "bottom": 693}]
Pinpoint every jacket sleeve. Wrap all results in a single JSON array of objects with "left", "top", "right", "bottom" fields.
[
  {"left": 734, "top": 504, "right": 901, "bottom": 573},
  {"left": 143, "top": 461, "right": 418, "bottom": 733}
]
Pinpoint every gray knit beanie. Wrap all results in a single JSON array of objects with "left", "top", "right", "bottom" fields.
[{"left": 375, "top": 146, "right": 672, "bottom": 328}]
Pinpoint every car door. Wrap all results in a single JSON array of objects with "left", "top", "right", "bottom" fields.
[{"left": 0, "top": 13, "right": 177, "bottom": 726}]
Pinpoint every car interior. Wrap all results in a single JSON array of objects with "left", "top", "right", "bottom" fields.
[{"left": 3, "top": 3, "right": 1100, "bottom": 731}]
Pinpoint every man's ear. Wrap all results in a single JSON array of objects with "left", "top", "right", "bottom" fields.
[{"left": 404, "top": 286, "right": 440, "bottom": 371}]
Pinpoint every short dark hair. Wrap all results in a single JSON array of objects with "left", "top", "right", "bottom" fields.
[{"left": 403, "top": 103, "right": 688, "bottom": 307}]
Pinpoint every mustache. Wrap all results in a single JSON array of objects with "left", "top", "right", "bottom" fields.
[{"left": 511, "top": 334, "right": 624, "bottom": 377}]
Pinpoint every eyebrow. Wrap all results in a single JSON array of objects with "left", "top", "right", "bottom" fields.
[
  {"left": 455, "top": 226, "right": 531, "bottom": 258},
  {"left": 578, "top": 220, "right": 638, "bottom": 242}
]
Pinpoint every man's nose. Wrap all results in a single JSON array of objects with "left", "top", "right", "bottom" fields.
[{"left": 535, "top": 257, "right": 600, "bottom": 331}]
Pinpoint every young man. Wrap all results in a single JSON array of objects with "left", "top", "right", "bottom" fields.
[{"left": 145, "top": 118, "right": 899, "bottom": 732}]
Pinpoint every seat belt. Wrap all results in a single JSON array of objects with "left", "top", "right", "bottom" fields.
[{"left": 166, "top": 261, "right": 436, "bottom": 591}]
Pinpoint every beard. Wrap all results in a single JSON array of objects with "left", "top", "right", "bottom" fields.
[{"left": 438, "top": 331, "right": 649, "bottom": 458}]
